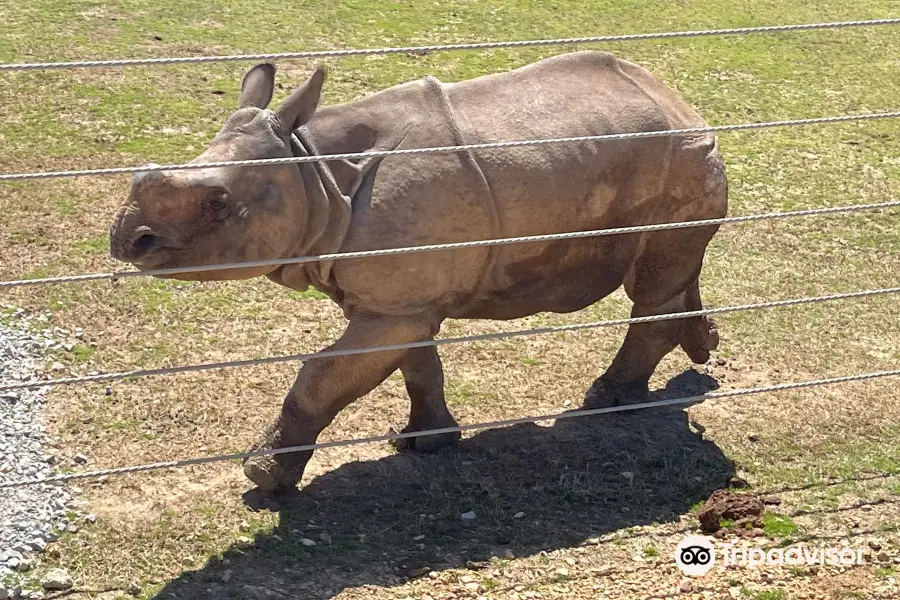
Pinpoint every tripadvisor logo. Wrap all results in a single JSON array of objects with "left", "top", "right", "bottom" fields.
[
  {"left": 674, "top": 535, "right": 716, "bottom": 576},
  {"left": 674, "top": 534, "right": 867, "bottom": 576}
]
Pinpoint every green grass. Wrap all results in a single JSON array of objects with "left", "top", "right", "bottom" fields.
[
  {"left": 446, "top": 380, "right": 500, "bottom": 408},
  {"left": 743, "top": 591, "right": 788, "bottom": 600},
  {"left": 289, "top": 287, "right": 330, "bottom": 300},
  {"left": 762, "top": 512, "right": 800, "bottom": 540},
  {"left": 875, "top": 566, "right": 896, "bottom": 578}
]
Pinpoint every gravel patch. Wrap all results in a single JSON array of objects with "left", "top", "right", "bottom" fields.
[{"left": 0, "top": 310, "right": 81, "bottom": 595}]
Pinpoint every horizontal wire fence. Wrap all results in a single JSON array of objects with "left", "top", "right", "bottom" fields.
[
  {"left": 1, "top": 18, "right": 898, "bottom": 490},
  {"left": 2, "top": 111, "right": 900, "bottom": 182},
  {"left": 2, "top": 199, "right": 898, "bottom": 288},
  {"left": 3, "top": 285, "right": 899, "bottom": 394},
  {"left": 1, "top": 18, "right": 898, "bottom": 71},
  {"left": 3, "top": 368, "right": 899, "bottom": 489}
]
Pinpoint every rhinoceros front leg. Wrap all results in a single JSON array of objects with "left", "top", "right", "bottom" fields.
[
  {"left": 392, "top": 345, "right": 461, "bottom": 453},
  {"left": 242, "top": 314, "right": 434, "bottom": 493}
]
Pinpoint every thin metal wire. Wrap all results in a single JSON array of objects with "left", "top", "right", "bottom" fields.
[
  {"left": 2, "top": 368, "right": 897, "bottom": 489},
  {"left": 1, "top": 18, "right": 898, "bottom": 72},
  {"left": 2, "top": 112, "right": 899, "bottom": 183},
  {"left": 2, "top": 199, "right": 899, "bottom": 289},
  {"left": 2, "top": 285, "right": 898, "bottom": 394}
]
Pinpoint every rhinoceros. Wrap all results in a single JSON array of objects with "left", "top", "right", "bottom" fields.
[{"left": 109, "top": 50, "right": 727, "bottom": 492}]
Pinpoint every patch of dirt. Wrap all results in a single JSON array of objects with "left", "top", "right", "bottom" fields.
[{"left": 88, "top": 469, "right": 243, "bottom": 526}]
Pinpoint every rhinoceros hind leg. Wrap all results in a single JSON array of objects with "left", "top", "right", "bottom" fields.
[
  {"left": 392, "top": 346, "right": 461, "bottom": 453},
  {"left": 679, "top": 276, "right": 719, "bottom": 364},
  {"left": 582, "top": 294, "right": 684, "bottom": 409}
]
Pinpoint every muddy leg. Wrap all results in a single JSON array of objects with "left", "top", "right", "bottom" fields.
[
  {"left": 242, "top": 314, "right": 434, "bottom": 493},
  {"left": 679, "top": 275, "right": 719, "bottom": 364},
  {"left": 392, "top": 346, "right": 461, "bottom": 453},
  {"left": 584, "top": 294, "right": 685, "bottom": 408}
]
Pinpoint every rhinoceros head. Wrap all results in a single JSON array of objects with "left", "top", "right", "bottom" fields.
[{"left": 109, "top": 63, "right": 327, "bottom": 280}]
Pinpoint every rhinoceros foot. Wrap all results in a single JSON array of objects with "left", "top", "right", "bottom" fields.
[
  {"left": 582, "top": 378, "right": 650, "bottom": 410},
  {"left": 391, "top": 427, "right": 461, "bottom": 453},
  {"left": 242, "top": 423, "right": 311, "bottom": 493},
  {"left": 682, "top": 317, "right": 720, "bottom": 365}
]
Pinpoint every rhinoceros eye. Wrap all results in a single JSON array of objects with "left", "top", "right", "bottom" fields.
[{"left": 203, "top": 189, "right": 231, "bottom": 221}]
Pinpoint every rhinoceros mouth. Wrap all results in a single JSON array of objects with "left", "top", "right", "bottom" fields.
[{"left": 129, "top": 246, "right": 181, "bottom": 271}]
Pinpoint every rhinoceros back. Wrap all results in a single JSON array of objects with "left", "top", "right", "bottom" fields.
[{"left": 319, "top": 51, "right": 724, "bottom": 319}]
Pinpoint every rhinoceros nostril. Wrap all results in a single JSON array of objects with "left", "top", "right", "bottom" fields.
[{"left": 132, "top": 233, "right": 162, "bottom": 256}]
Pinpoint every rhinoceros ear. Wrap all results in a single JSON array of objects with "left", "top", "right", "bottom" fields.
[
  {"left": 239, "top": 63, "right": 276, "bottom": 109},
  {"left": 275, "top": 66, "right": 327, "bottom": 134}
]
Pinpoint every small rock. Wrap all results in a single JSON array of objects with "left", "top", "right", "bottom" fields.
[
  {"left": 503, "top": 549, "right": 515, "bottom": 559},
  {"left": 29, "top": 538, "right": 47, "bottom": 552},
  {"left": 14, "top": 557, "right": 32, "bottom": 571},
  {"left": 84, "top": 514, "right": 96, "bottom": 523},
  {"left": 860, "top": 504, "right": 874, "bottom": 512},
  {"left": 408, "top": 566, "right": 431, "bottom": 578},
  {"left": 429, "top": 571, "right": 440, "bottom": 580},
  {"left": 869, "top": 540, "right": 882, "bottom": 551},
  {"left": 555, "top": 568, "right": 569, "bottom": 578},
  {"left": 464, "top": 583, "right": 480, "bottom": 592},
  {"left": 877, "top": 551, "right": 891, "bottom": 563},
  {"left": 620, "top": 471, "right": 634, "bottom": 482},
  {"left": 460, "top": 575, "right": 475, "bottom": 584},
  {"left": 72, "top": 453, "right": 88, "bottom": 465},
  {"left": 747, "top": 433, "right": 759, "bottom": 442},
  {"left": 220, "top": 569, "right": 232, "bottom": 583},
  {"left": 300, "top": 538, "right": 317, "bottom": 547},
  {"left": 66, "top": 523, "right": 79, "bottom": 534},
  {"left": 461, "top": 511, "right": 477, "bottom": 521},
  {"left": 679, "top": 579, "right": 694, "bottom": 593},
  {"left": 41, "top": 568, "right": 74, "bottom": 590},
  {"left": 0, "top": 587, "right": 8, "bottom": 600},
  {"left": 43, "top": 531, "right": 58, "bottom": 542},
  {"left": 726, "top": 475, "right": 751, "bottom": 489},
  {"left": 235, "top": 536, "right": 253, "bottom": 549},
  {"left": 513, "top": 512, "right": 525, "bottom": 519},
  {"left": 6, "top": 558, "right": 19, "bottom": 570},
  {"left": 127, "top": 582, "right": 142, "bottom": 596}
]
